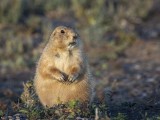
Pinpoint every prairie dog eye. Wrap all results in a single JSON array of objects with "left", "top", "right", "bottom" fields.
[{"left": 60, "top": 30, "right": 65, "bottom": 34}]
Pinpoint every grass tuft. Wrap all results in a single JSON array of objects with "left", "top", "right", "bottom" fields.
[{"left": 16, "top": 81, "right": 108, "bottom": 119}]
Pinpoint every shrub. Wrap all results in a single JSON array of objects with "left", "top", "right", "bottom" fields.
[{"left": 0, "top": 0, "right": 26, "bottom": 24}]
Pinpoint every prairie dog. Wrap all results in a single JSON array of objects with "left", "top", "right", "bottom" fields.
[{"left": 34, "top": 26, "right": 93, "bottom": 107}]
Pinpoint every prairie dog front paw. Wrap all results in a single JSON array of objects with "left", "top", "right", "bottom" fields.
[
  {"left": 53, "top": 73, "right": 67, "bottom": 82},
  {"left": 68, "top": 73, "right": 79, "bottom": 82}
]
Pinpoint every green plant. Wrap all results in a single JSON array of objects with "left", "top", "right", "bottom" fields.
[
  {"left": 72, "top": 0, "right": 153, "bottom": 27},
  {"left": 44, "top": 0, "right": 70, "bottom": 12},
  {"left": 17, "top": 81, "right": 109, "bottom": 119},
  {"left": 113, "top": 113, "right": 127, "bottom": 120},
  {"left": 0, "top": 0, "right": 27, "bottom": 24},
  {"left": 0, "top": 110, "right": 4, "bottom": 117},
  {"left": 157, "top": 116, "right": 160, "bottom": 120},
  {"left": 71, "top": 0, "right": 153, "bottom": 49}
]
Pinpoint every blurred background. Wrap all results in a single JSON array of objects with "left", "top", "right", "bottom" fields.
[{"left": 0, "top": 0, "right": 160, "bottom": 113}]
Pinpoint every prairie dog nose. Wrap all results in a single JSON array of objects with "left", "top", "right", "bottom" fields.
[{"left": 73, "top": 34, "right": 78, "bottom": 40}]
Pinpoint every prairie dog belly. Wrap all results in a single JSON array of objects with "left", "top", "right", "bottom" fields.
[{"left": 36, "top": 75, "right": 90, "bottom": 107}]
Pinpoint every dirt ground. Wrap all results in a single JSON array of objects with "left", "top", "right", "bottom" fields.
[{"left": 97, "top": 40, "right": 160, "bottom": 104}]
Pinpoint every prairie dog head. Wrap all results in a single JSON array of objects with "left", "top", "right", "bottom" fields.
[{"left": 51, "top": 26, "right": 81, "bottom": 51}]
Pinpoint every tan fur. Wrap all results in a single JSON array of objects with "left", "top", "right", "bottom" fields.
[{"left": 34, "top": 26, "right": 93, "bottom": 107}]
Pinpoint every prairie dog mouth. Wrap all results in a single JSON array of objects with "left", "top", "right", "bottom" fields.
[
  {"left": 68, "top": 42, "right": 76, "bottom": 46},
  {"left": 68, "top": 41, "right": 77, "bottom": 50}
]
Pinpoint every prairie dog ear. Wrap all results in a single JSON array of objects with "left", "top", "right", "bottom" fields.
[
  {"left": 49, "top": 30, "right": 56, "bottom": 41},
  {"left": 52, "top": 30, "right": 57, "bottom": 36}
]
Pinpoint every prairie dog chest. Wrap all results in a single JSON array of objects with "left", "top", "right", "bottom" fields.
[{"left": 54, "top": 51, "right": 80, "bottom": 72}]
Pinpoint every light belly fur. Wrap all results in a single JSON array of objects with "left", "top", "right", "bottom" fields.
[{"left": 35, "top": 75, "right": 90, "bottom": 107}]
